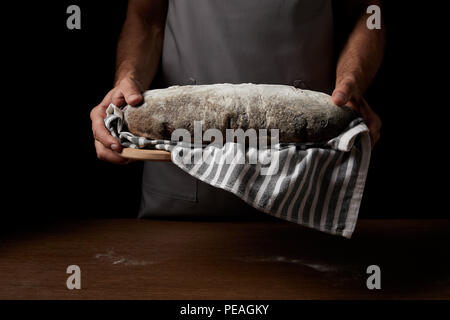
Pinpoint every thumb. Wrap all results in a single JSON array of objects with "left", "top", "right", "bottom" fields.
[
  {"left": 331, "top": 79, "right": 355, "bottom": 106},
  {"left": 121, "top": 78, "right": 144, "bottom": 106}
]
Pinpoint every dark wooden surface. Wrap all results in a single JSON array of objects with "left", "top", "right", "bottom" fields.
[{"left": 0, "top": 219, "right": 449, "bottom": 300}]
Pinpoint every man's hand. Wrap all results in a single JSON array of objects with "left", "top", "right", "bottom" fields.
[
  {"left": 90, "top": 0, "right": 166, "bottom": 164},
  {"left": 90, "top": 77, "right": 144, "bottom": 164},
  {"left": 331, "top": 77, "right": 381, "bottom": 148},
  {"left": 332, "top": 0, "right": 385, "bottom": 148}
]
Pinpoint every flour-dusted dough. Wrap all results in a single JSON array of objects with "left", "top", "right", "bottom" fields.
[{"left": 123, "top": 83, "right": 357, "bottom": 143}]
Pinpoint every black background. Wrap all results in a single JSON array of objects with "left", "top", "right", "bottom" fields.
[{"left": 3, "top": 1, "right": 447, "bottom": 222}]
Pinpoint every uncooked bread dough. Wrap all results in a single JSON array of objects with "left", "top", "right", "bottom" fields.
[{"left": 123, "top": 83, "right": 357, "bottom": 143}]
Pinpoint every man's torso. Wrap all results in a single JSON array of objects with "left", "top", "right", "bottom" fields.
[{"left": 140, "top": 0, "right": 335, "bottom": 218}]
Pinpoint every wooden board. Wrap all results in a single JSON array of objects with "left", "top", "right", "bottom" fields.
[{"left": 120, "top": 148, "right": 171, "bottom": 161}]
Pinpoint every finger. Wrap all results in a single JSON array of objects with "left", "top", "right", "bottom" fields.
[
  {"left": 331, "top": 78, "right": 356, "bottom": 106},
  {"left": 95, "top": 140, "right": 129, "bottom": 165},
  {"left": 331, "top": 91, "right": 348, "bottom": 106},
  {"left": 343, "top": 100, "right": 360, "bottom": 113},
  {"left": 92, "top": 116, "right": 122, "bottom": 152},
  {"left": 121, "top": 78, "right": 143, "bottom": 106},
  {"left": 359, "top": 100, "right": 381, "bottom": 148},
  {"left": 111, "top": 90, "right": 127, "bottom": 107},
  {"left": 360, "top": 100, "right": 382, "bottom": 130},
  {"left": 90, "top": 102, "right": 108, "bottom": 120},
  {"left": 369, "top": 127, "right": 380, "bottom": 148}
]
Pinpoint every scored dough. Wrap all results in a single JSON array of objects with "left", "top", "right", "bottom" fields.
[{"left": 123, "top": 83, "right": 357, "bottom": 143}]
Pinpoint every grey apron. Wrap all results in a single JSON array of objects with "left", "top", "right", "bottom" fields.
[{"left": 139, "top": 0, "right": 335, "bottom": 218}]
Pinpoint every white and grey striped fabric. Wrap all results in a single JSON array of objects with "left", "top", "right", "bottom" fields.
[{"left": 105, "top": 104, "right": 371, "bottom": 238}]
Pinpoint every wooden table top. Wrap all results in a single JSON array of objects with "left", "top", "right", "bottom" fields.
[{"left": 0, "top": 219, "right": 449, "bottom": 300}]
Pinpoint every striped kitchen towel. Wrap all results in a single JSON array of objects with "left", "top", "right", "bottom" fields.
[{"left": 105, "top": 104, "right": 371, "bottom": 238}]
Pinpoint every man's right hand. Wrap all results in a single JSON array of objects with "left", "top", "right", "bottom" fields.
[{"left": 90, "top": 77, "right": 144, "bottom": 164}]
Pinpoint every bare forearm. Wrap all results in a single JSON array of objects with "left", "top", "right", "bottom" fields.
[
  {"left": 90, "top": 1, "right": 168, "bottom": 163},
  {"left": 115, "top": 1, "right": 167, "bottom": 88},
  {"left": 332, "top": 1, "right": 384, "bottom": 147},
  {"left": 336, "top": 2, "right": 385, "bottom": 95}
]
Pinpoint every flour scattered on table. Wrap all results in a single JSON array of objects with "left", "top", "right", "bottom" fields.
[
  {"left": 94, "top": 250, "right": 155, "bottom": 266},
  {"left": 236, "top": 255, "right": 345, "bottom": 273}
]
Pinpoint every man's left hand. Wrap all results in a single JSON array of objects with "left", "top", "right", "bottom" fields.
[{"left": 331, "top": 77, "right": 382, "bottom": 148}]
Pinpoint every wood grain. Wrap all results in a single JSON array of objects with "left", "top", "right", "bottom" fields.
[
  {"left": 0, "top": 219, "right": 449, "bottom": 300},
  {"left": 120, "top": 148, "right": 171, "bottom": 161}
]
